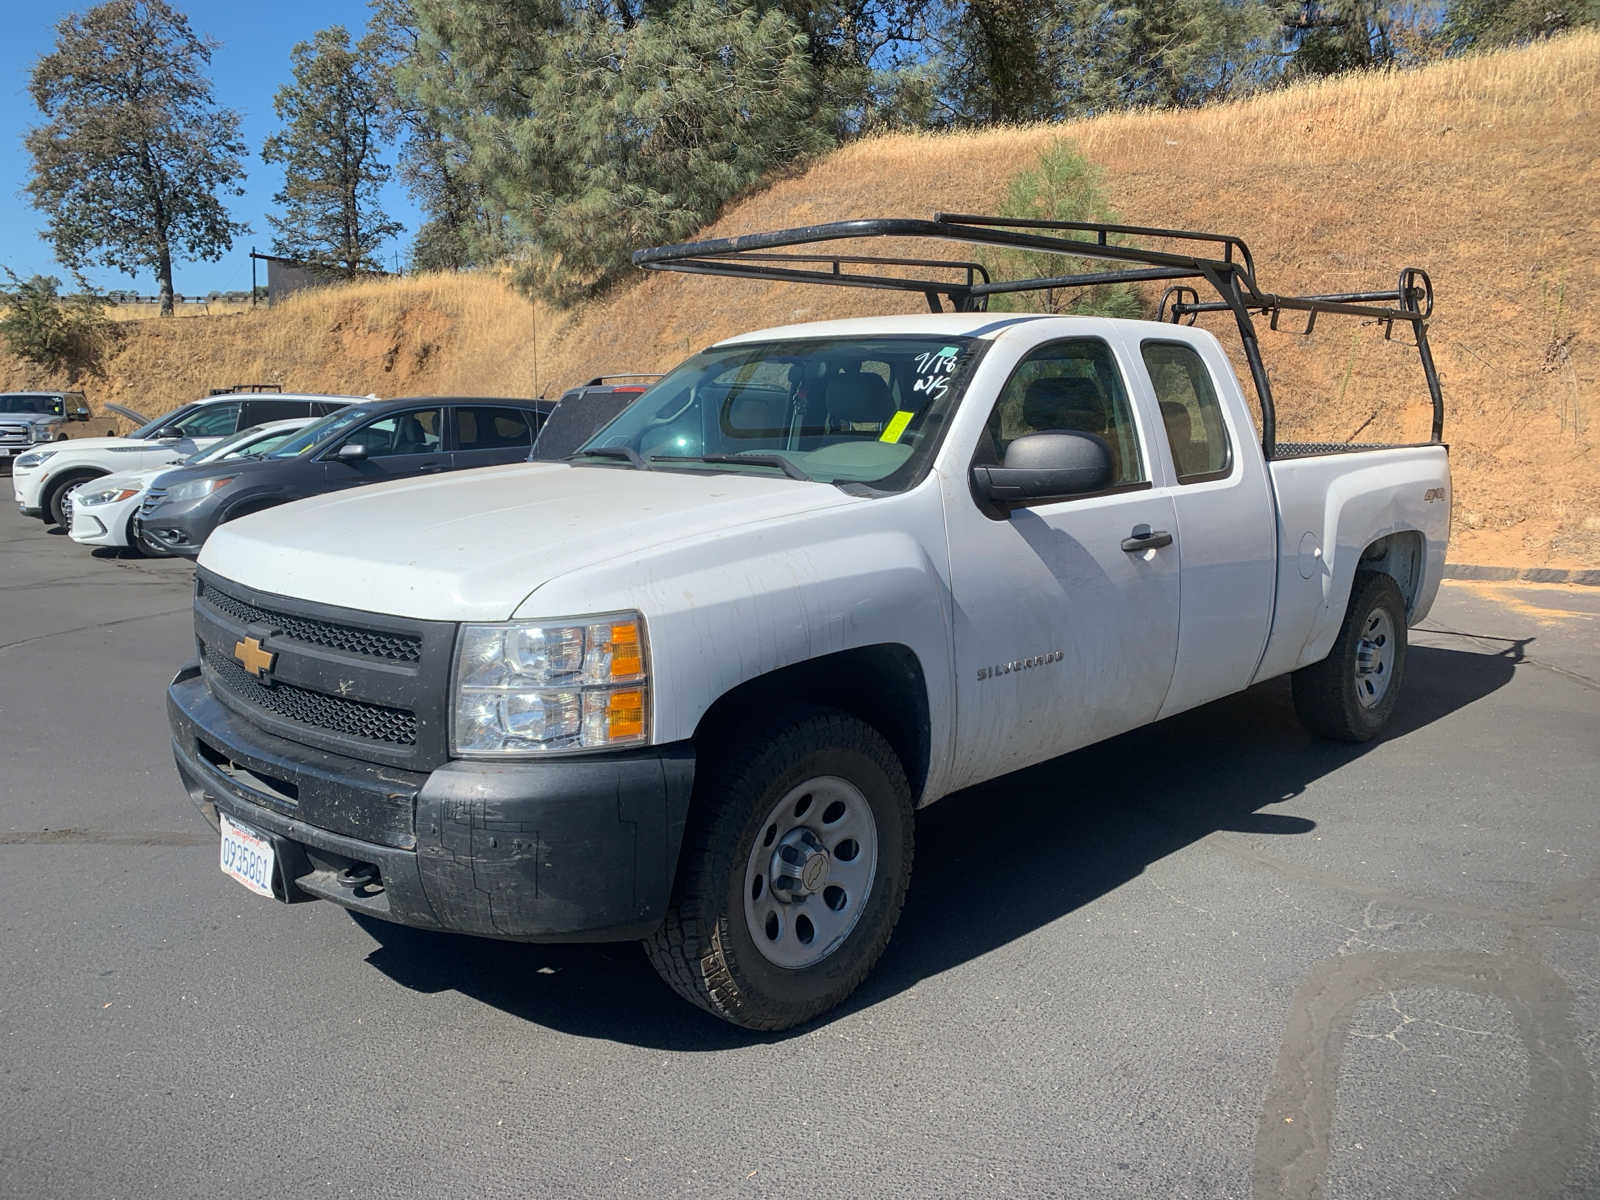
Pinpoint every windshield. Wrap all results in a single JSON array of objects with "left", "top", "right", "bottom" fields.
[
  {"left": 0, "top": 395, "right": 62, "bottom": 415},
  {"left": 266, "top": 405, "right": 374, "bottom": 459},
  {"left": 187, "top": 422, "right": 305, "bottom": 465},
  {"left": 575, "top": 336, "right": 982, "bottom": 490}
]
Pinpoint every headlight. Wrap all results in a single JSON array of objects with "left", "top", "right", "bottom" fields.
[
  {"left": 164, "top": 475, "right": 237, "bottom": 503},
  {"left": 451, "top": 613, "right": 649, "bottom": 755},
  {"left": 77, "top": 486, "right": 141, "bottom": 507},
  {"left": 14, "top": 450, "right": 56, "bottom": 469}
]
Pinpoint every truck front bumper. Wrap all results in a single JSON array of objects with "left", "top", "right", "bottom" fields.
[{"left": 168, "top": 664, "right": 695, "bottom": 942}]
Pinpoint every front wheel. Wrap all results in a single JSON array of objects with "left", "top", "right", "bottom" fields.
[
  {"left": 1292, "top": 571, "right": 1408, "bottom": 742},
  {"left": 644, "top": 706, "right": 914, "bottom": 1030}
]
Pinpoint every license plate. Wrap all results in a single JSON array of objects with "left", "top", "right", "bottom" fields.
[{"left": 219, "top": 813, "right": 277, "bottom": 898}]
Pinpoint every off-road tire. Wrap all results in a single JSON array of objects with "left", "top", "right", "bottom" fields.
[
  {"left": 644, "top": 705, "right": 914, "bottom": 1030},
  {"left": 1292, "top": 571, "right": 1408, "bottom": 742},
  {"left": 44, "top": 470, "right": 103, "bottom": 529}
]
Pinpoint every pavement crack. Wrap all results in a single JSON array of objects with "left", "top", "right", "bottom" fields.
[{"left": 0, "top": 606, "right": 191, "bottom": 655}]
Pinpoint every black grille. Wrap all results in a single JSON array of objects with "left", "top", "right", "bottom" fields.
[
  {"left": 140, "top": 486, "right": 167, "bottom": 518},
  {"left": 199, "top": 579, "right": 422, "bottom": 663},
  {"left": 203, "top": 640, "right": 418, "bottom": 746}
]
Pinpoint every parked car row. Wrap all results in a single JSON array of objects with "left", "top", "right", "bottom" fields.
[{"left": 11, "top": 390, "right": 564, "bottom": 558}]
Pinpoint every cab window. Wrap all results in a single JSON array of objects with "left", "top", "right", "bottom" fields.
[
  {"left": 978, "top": 338, "right": 1145, "bottom": 488},
  {"left": 1140, "top": 341, "right": 1232, "bottom": 483}
]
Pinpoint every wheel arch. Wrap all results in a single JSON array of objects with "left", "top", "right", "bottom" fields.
[
  {"left": 693, "top": 643, "right": 933, "bottom": 805},
  {"left": 1356, "top": 530, "right": 1426, "bottom": 618}
]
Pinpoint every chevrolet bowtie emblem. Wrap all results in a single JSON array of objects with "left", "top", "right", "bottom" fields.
[{"left": 233, "top": 636, "right": 276, "bottom": 678}]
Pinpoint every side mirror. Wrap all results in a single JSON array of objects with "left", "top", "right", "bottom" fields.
[
  {"left": 70, "top": 410, "right": 89, "bottom": 422},
  {"left": 154, "top": 426, "right": 185, "bottom": 441},
  {"left": 334, "top": 441, "right": 368, "bottom": 462},
  {"left": 970, "top": 431, "right": 1113, "bottom": 515}
]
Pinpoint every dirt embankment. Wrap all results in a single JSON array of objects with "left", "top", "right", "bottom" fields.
[{"left": 5, "top": 33, "right": 1595, "bottom": 567}]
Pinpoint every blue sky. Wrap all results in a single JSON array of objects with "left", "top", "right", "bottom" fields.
[{"left": 0, "top": 0, "right": 420, "bottom": 297}]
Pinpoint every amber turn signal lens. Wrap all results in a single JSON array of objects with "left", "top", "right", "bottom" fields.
[
  {"left": 609, "top": 621, "right": 644, "bottom": 680},
  {"left": 607, "top": 688, "right": 646, "bottom": 740}
]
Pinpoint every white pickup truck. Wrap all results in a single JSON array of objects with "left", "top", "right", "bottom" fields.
[{"left": 167, "top": 217, "right": 1450, "bottom": 1029}]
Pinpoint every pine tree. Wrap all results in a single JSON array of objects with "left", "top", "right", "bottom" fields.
[
  {"left": 262, "top": 26, "right": 402, "bottom": 276},
  {"left": 402, "top": 0, "right": 831, "bottom": 306},
  {"left": 1439, "top": 0, "right": 1599, "bottom": 49},
  {"left": 365, "top": 0, "right": 513, "bottom": 272},
  {"left": 24, "top": 0, "right": 247, "bottom": 317}
]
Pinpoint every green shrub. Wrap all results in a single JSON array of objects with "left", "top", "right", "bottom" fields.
[
  {"left": 981, "top": 142, "right": 1144, "bottom": 319},
  {"left": 0, "top": 271, "right": 116, "bottom": 377}
]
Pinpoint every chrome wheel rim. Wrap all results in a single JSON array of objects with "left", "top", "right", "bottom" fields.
[
  {"left": 743, "top": 776, "right": 879, "bottom": 970},
  {"left": 1354, "top": 607, "right": 1395, "bottom": 708}
]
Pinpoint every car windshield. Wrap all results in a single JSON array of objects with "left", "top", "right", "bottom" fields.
[
  {"left": 574, "top": 336, "right": 982, "bottom": 491},
  {"left": 265, "top": 406, "right": 373, "bottom": 458},
  {"left": 0, "top": 395, "right": 61, "bottom": 415},
  {"left": 187, "top": 423, "right": 303, "bottom": 465}
]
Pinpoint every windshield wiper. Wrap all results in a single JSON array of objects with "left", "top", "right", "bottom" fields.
[
  {"left": 650, "top": 453, "right": 812, "bottom": 482},
  {"left": 574, "top": 446, "right": 651, "bottom": 470}
]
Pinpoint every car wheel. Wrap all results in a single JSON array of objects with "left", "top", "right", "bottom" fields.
[
  {"left": 1292, "top": 571, "right": 1408, "bottom": 742},
  {"left": 44, "top": 471, "right": 102, "bottom": 529},
  {"left": 644, "top": 705, "right": 914, "bottom": 1030}
]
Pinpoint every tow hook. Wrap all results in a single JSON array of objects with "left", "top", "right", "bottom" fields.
[{"left": 336, "top": 863, "right": 382, "bottom": 892}]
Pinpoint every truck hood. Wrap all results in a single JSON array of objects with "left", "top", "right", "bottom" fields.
[{"left": 198, "top": 462, "right": 864, "bottom": 621}]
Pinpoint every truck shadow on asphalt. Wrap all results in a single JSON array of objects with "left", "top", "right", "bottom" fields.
[{"left": 354, "top": 638, "right": 1524, "bottom": 1048}]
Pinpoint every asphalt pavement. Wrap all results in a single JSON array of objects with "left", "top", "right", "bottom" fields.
[{"left": 1, "top": 502, "right": 1596, "bottom": 1200}]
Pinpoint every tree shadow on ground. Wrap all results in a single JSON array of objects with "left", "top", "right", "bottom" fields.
[{"left": 354, "top": 638, "right": 1525, "bottom": 1049}]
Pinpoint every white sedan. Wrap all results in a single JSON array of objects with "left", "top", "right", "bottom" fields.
[{"left": 67, "top": 418, "right": 316, "bottom": 553}]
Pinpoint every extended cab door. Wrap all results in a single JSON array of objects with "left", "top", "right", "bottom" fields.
[
  {"left": 941, "top": 336, "right": 1181, "bottom": 791},
  {"left": 1134, "top": 337, "right": 1277, "bottom": 718}
]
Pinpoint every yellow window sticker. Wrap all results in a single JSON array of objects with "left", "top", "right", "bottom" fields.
[{"left": 880, "top": 410, "right": 914, "bottom": 444}]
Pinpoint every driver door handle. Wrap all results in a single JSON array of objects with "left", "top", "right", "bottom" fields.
[
  {"left": 1121, "top": 525, "right": 1174, "bottom": 552},
  {"left": 417, "top": 462, "right": 443, "bottom": 474}
]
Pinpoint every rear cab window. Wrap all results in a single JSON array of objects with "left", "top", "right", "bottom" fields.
[{"left": 1139, "top": 341, "right": 1233, "bottom": 483}]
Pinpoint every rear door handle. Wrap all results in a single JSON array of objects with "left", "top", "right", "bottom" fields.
[{"left": 1121, "top": 525, "right": 1173, "bottom": 552}]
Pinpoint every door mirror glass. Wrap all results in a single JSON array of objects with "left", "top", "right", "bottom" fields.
[{"left": 971, "top": 431, "right": 1113, "bottom": 511}]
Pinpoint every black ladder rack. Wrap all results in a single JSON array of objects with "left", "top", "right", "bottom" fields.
[{"left": 633, "top": 214, "right": 1443, "bottom": 457}]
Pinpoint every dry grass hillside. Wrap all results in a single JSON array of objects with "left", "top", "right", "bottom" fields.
[{"left": 5, "top": 32, "right": 1595, "bottom": 566}]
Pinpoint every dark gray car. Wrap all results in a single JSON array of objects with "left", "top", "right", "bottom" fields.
[{"left": 136, "top": 396, "right": 554, "bottom": 558}]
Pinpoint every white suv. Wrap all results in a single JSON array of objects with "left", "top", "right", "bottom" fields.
[{"left": 12, "top": 392, "right": 366, "bottom": 528}]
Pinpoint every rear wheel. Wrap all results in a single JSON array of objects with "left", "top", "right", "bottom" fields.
[
  {"left": 1292, "top": 571, "right": 1408, "bottom": 742},
  {"left": 644, "top": 706, "right": 914, "bottom": 1030}
]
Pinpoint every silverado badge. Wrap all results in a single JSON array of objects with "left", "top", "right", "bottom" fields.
[{"left": 233, "top": 636, "right": 276, "bottom": 679}]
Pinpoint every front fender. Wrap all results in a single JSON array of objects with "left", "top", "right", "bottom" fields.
[{"left": 517, "top": 489, "right": 958, "bottom": 800}]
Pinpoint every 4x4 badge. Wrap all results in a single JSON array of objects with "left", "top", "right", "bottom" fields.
[{"left": 233, "top": 636, "right": 276, "bottom": 678}]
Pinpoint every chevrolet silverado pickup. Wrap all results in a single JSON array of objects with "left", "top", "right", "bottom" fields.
[{"left": 167, "top": 216, "right": 1450, "bottom": 1029}]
